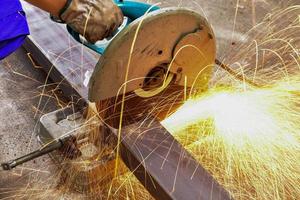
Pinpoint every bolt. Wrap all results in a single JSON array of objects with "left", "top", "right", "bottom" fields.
[{"left": 177, "top": 67, "right": 183, "bottom": 73}]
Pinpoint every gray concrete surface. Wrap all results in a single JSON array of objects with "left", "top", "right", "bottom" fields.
[
  {"left": 0, "top": 0, "right": 299, "bottom": 199},
  {"left": 0, "top": 48, "right": 65, "bottom": 199}
]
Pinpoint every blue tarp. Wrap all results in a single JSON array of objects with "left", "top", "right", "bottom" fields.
[{"left": 0, "top": 0, "right": 30, "bottom": 59}]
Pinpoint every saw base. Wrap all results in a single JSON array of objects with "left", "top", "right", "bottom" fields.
[{"left": 38, "top": 107, "right": 121, "bottom": 194}]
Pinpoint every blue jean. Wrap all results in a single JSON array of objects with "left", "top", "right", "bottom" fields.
[{"left": 0, "top": 0, "right": 30, "bottom": 59}]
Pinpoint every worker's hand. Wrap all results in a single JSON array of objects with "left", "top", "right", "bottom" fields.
[{"left": 60, "top": 0, "right": 123, "bottom": 43}]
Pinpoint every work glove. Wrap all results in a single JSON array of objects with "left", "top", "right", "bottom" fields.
[{"left": 59, "top": 0, "right": 123, "bottom": 43}]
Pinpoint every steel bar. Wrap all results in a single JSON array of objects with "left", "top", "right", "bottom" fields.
[
  {"left": 118, "top": 119, "right": 232, "bottom": 200},
  {"left": 22, "top": 2, "right": 99, "bottom": 104}
]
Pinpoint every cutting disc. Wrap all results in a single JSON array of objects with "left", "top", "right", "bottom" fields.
[{"left": 88, "top": 8, "right": 216, "bottom": 102}]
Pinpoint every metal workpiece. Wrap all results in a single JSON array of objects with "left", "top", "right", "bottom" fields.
[
  {"left": 7, "top": 105, "right": 231, "bottom": 199},
  {"left": 118, "top": 119, "right": 232, "bottom": 200},
  {"left": 22, "top": 4, "right": 99, "bottom": 104}
]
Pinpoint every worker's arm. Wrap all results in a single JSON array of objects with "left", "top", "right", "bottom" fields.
[
  {"left": 24, "top": 0, "right": 67, "bottom": 17},
  {"left": 24, "top": 0, "right": 124, "bottom": 43}
]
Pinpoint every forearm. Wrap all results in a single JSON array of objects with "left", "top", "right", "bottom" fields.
[{"left": 24, "top": 0, "right": 67, "bottom": 16}]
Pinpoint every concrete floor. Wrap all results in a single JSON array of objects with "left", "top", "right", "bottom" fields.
[
  {"left": 0, "top": 0, "right": 298, "bottom": 199},
  {"left": 0, "top": 48, "right": 64, "bottom": 199}
]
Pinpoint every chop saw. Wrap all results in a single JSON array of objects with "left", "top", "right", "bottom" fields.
[{"left": 1, "top": 1, "right": 232, "bottom": 199}]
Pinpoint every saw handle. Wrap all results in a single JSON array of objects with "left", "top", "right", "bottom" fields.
[
  {"left": 1, "top": 140, "right": 63, "bottom": 170},
  {"left": 67, "top": 0, "right": 159, "bottom": 55},
  {"left": 1, "top": 135, "right": 81, "bottom": 170}
]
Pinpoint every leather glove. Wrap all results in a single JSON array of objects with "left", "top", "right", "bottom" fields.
[{"left": 60, "top": 0, "right": 123, "bottom": 43}]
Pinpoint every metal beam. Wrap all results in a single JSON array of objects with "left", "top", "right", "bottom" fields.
[
  {"left": 118, "top": 119, "right": 232, "bottom": 200},
  {"left": 22, "top": 3, "right": 99, "bottom": 104}
]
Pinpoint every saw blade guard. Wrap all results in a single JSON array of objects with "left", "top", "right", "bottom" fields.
[
  {"left": 88, "top": 8, "right": 216, "bottom": 102},
  {"left": 67, "top": 1, "right": 159, "bottom": 54}
]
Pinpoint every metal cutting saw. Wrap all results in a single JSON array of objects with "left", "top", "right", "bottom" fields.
[{"left": 1, "top": 1, "right": 232, "bottom": 199}]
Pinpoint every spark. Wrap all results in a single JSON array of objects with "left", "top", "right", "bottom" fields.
[
  {"left": 162, "top": 80, "right": 300, "bottom": 199},
  {"left": 161, "top": 5, "right": 300, "bottom": 199}
]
